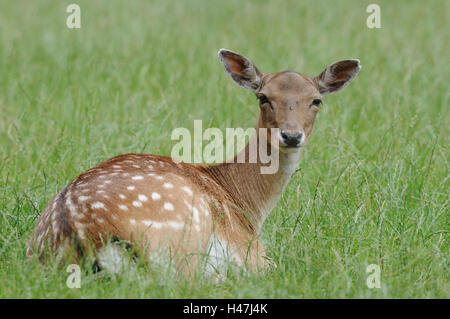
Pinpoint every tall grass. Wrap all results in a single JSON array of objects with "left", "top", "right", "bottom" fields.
[{"left": 0, "top": 0, "right": 448, "bottom": 298}]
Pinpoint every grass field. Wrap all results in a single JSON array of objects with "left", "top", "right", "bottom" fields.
[{"left": 0, "top": 0, "right": 448, "bottom": 298}]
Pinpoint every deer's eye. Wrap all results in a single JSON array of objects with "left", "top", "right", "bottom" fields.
[
  {"left": 258, "top": 94, "right": 273, "bottom": 110},
  {"left": 258, "top": 94, "right": 269, "bottom": 104},
  {"left": 311, "top": 99, "right": 322, "bottom": 107}
]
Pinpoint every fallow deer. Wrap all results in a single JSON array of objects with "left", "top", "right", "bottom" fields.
[{"left": 27, "top": 49, "right": 361, "bottom": 276}]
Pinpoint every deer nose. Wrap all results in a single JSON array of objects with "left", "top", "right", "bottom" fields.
[{"left": 280, "top": 130, "right": 303, "bottom": 147}]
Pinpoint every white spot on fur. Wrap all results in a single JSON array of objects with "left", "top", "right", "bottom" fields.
[
  {"left": 133, "top": 201, "right": 142, "bottom": 207},
  {"left": 192, "top": 207, "right": 200, "bottom": 223},
  {"left": 119, "top": 205, "right": 128, "bottom": 211},
  {"left": 163, "top": 202, "right": 174, "bottom": 211},
  {"left": 181, "top": 186, "right": 193, "bottom": 196},
  {"left": 91, "top": 202, "right": 105, "bottom": 209},
  {"left": 184, "top": 200, "right": 200, "bottom": 223},
  {"left": 138, "top": 194, "right": 148, "bottom": 202},
  {"left": 132, "top": 176, "right": 144, "bottom": 180},
  {"left": 70, "top": 210, "right": 84, "bottom": 219},
  {"left": 119, "top": 194, "right": 126, "bottom": 199},
  {"left": 152, "top": 192, "right": 161, "bottom": 200},
  {"left": 77, "top": 228, "right": 86, "bottom": 240},
  {"left": 78, "top": 196, "right": 89, "bottom": 201},
  {"left": 127, "top": 186, "right": 135, "bottom": 191},
  {"left": 163, "top": 182, "right": 173, "bottom": 189},
  {"left": 142, "top": 220, "right": 184, "bottom": 230}
]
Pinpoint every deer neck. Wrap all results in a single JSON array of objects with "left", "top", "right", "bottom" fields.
[{"left": 202, "top": 132, "right": 302, "bottom": 233}]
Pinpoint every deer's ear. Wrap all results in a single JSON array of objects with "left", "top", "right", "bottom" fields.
[
  {"left": 218, "top": 49, "right": 263, "bottom": 92},
  {"left": 315, "top": 59, "right": 361, "bottom": 95}
]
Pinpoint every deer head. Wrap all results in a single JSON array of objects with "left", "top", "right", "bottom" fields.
[{"left": 218, "top": 49, "right": 361, "bottom": 153}]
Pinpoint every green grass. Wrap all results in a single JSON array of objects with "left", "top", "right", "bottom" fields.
[{"left": 0, "top": 0, "right": 448, "bottom": 298}]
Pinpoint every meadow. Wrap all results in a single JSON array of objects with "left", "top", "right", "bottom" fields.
[{"left": 0, "top": 0, "right": 448, "bottom": 298}]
